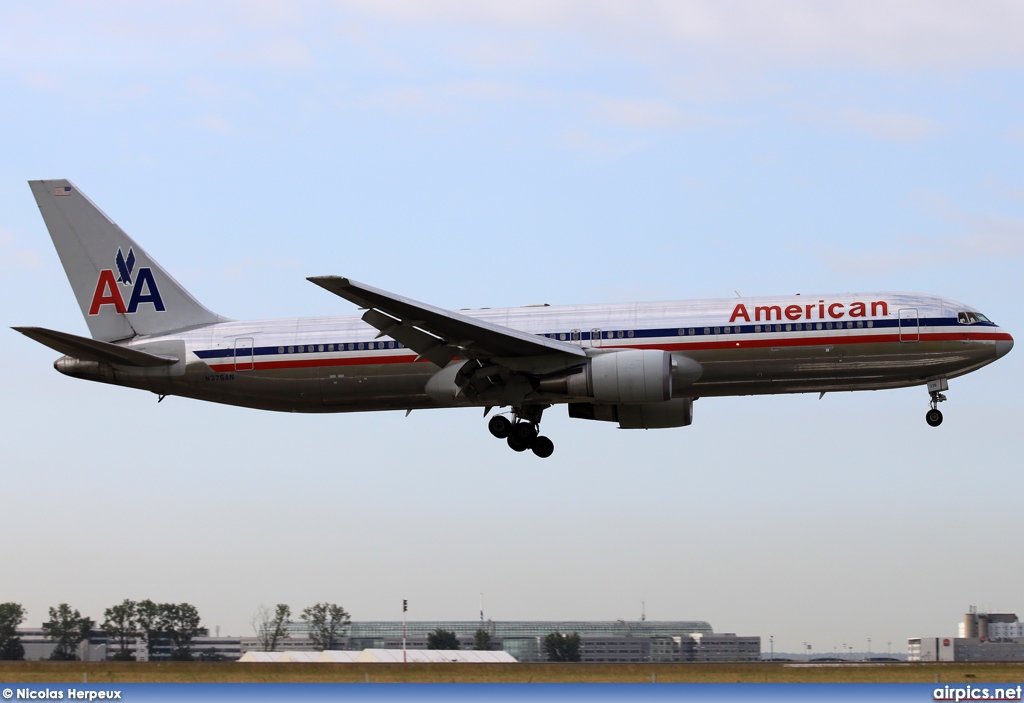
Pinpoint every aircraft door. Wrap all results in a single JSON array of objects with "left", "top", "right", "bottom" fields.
[
  {"left": 234, "top": 337, "right": 254, "bottom": 371},
  {"left": 898, "top": 308, "right": 920, "bottom": 342},
  {"left": 590, "top": 328, "right": 602, "bottom": 348},
  {"left": 571, "top": 329, "right": 582, "bottom": 345}
]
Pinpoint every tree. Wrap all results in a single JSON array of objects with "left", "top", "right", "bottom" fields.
[
  {"left": 0, "top": 602, "right": 26, "bottom": 661},
  {"left": 543, "top": 631, "right": 581, "bottom": 662},
  {"left": 162, "top": 603, "right": 204, "bottom": 661},
  {"left": 427, "top": 628, "right": 460, "bottom": 650},
  {"left": 300, "top": 603, "right": 350, "bottom": 651},
  {"left": 135, "top": 599, "right": 164, "bottom": 660},
  {"left": 103, "top": 599, "right": 139, "bottom": 661},
  {"left": 252, "top": 604, "right": 291, "bottom": 652},
  {"left": 472, "top": 628, "right": 492, "bottom": 651},
  {"left": 43, "top": 604, "right": 93, "bottom": 661}
]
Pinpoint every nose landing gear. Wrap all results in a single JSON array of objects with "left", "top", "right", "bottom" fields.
[
  {"left": 486, "top": 407, "right": 554, "bottom": 458},
  {"left": 925, "top": 378, "right": 948, "bottom": 427}
]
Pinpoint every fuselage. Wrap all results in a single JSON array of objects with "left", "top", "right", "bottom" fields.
[{"left": 56, "top": 291, "right": 1013, "bottom": 415}]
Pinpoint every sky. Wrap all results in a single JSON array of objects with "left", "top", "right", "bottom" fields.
[{"left": 1, "top": 1, "right": 1023, "bottom": 656}]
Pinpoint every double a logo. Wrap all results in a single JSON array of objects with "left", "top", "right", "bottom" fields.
[{"left": 88, "top": 247, "right": 165, "bottom": 315}]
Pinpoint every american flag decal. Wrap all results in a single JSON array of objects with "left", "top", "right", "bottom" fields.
[{"left": 55, "top": 186, "right": 72, "bottom": 196}]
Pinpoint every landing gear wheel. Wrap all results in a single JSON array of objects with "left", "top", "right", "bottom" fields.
[
  {"left": 531, "top": 436, "right": 554, "bottom": 459},
  {"left": 488, "top": 415, "right": 511, "bottom": 439},
  {"left": 926, "top": 408, "right": 943, "bottom": 427},
  {"left": 507, "top": 434, "right": 530, "bottom": 452},
  {"left": 512, "top": 422, "right": 538, "bottom": 442}
]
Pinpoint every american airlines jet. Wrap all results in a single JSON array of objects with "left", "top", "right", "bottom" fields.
[{"left": 15, "top": 180, "right": 1014, "bottom": 458}]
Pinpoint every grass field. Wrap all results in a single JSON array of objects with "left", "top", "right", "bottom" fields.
[{"left": 2, "top": 661, "right": 1024, "bottom": 684}]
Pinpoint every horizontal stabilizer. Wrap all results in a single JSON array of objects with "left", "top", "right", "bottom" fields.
[{"left": 12, "top": 326, "right": 179, "bottom": 367}]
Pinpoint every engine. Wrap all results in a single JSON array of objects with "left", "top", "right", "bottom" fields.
[
  {"left": 568, "top": 397, "right": 694, "bottom": 429},
  {"left": 539, "top": 349, "right": 671, "bottom": 403},
  {"left": 539, "top": 349, "right": 702, "bottom": 404}
]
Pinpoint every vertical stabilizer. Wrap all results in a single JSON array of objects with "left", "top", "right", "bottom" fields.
[{"left": 29, "top": 179, "right": 225, "bottom": 342}]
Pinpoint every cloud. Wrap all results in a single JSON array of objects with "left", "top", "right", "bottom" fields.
[
  {"left": 816, "top": 192, "right": 1024, "bottom": 276},
  {"left": 596, "top": 97, "right": 684, "bottom": 130},
  {"left": 217, "top": 37, "right": 315, "bottom": 69},
  {"left": 198, "top": 114, "right": 232, "bottom": 132},
  {"left": 335, "top": 0, "right": 1024, "bottom": 72},
  {"left": 838, "top": 108, "right": 943, "bottom": 143}
]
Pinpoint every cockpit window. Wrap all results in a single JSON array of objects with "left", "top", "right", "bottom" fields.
[{"left": 957, "top": 311, "right": 991, "bottom": 324}]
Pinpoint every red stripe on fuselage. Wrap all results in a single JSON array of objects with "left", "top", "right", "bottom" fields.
[{"left": 203, "top": 331, "right": 1009, "bottom": 373}]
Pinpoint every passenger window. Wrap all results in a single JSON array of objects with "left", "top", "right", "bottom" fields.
[
  {"left": 785, "top": 324, "right": 791, "bottom": 331},
  {"left": 358, "top": 343, "right": 364, "bottom": 350},
  {"left": 816, "top": 323, "right": 823, "bottom": 330},
  {"left": 617, "top": 331, "right": 624, "bottom": 338},
  {"left": 714, "top": 327, "right": 720, "bottom": 334},
  {"left": 627, "top": 330, "right": 634, "bottom": 338},
  {"left": 688, "top": 328, "right": 695, "bottom": 335},
  {"left": 755, "top": 325, "right": 761, "bottom": 332},
  {"left": 288, "top": 346, "right": 294, "bottom": 353},
  {"left": 319, "top": 345, "right": 325, "bottom": 352},
  {"left": 866, "top": 321, "right": 873, "bottom": 328},
  {"left": 278, "top": 347, "right": 284, "bottom": 354},
  {"left": 704, "top": 327, "right": 710, "bottom": 335}
]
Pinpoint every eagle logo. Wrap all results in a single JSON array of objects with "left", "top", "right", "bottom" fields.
[{"left": 115, "top": 247, "right": 136, "bottom": 285}]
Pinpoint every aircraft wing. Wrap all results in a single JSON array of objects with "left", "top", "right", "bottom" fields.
[
  {"left": 307, "top": 276, "right": 586, "bottom": 368},
  {"left": 13, "top": 326, "right": 179, "bottom": 367}
]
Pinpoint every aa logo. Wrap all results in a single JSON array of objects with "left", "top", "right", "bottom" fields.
[{"left": 88, "top": 247, "right": 165, "bottom": 315}]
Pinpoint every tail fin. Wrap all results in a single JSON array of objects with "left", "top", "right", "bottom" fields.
[{"left": 29, "top": 179, "right": 225, "bottom": 342}]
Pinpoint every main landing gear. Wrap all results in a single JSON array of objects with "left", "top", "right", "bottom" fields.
[
  {"left": 487, "top": 407, "right": 554, "bottom": 458},
  {"left": 925, "top": 378, "right": 948, "bottom": 427}
]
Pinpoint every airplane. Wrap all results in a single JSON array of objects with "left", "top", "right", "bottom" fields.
[{"left": 14, "top": 179, "right": 1014, "bottom": 459}]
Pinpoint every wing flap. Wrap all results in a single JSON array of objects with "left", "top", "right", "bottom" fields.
[
  {"left": 308, "top": 276, "right": 585, "bottom": 363},
  {"left": 361, "top": 308, "right": 460, "bottom": 367},
  {"left": 13, "top": 326, "right": 179, "bottom": 367}
]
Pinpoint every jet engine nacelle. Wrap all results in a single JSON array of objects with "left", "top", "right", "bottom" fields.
[
  {"left": 567, "top": 349, "right": 673, "bottom": 403},
  {"left": 539, "top": 350, "right": 702, "bottom": 404},
  {"left": 568, "top": 397, "right": 694, "bottom": 429}
]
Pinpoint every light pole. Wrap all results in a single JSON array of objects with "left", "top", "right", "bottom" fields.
[
  {"left": 770, "top": 635, "right": 774, "bottom": 661},
  {"left": 402, "top": 599, "right": 408, "bottom": 663}
]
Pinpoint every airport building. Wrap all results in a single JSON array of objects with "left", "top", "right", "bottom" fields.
[
  {"left": 909, "top": 607, "right": 1024, "bottom": 662},
  {"left": 14, "top": 619, "right": 759, "bottom": 663},
  {"left": 262, "top": 620, "right": 760, "bottom": 663}
]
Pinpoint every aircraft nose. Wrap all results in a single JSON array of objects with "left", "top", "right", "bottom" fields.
[{"left": 995, "top": 335, "right": 1014, "bottom": 360}]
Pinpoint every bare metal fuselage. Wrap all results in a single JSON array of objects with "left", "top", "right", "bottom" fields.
[{"left": 54, "top": 291, "right": 1011, "bottom": 415}]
